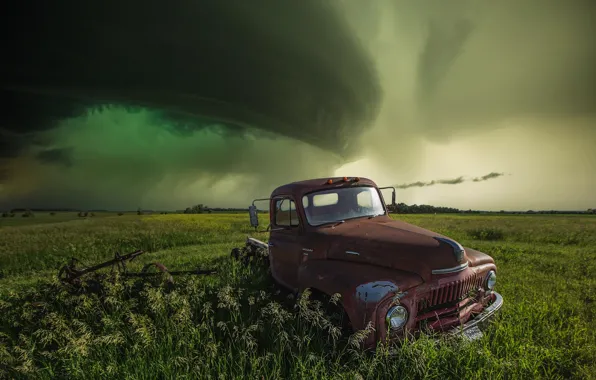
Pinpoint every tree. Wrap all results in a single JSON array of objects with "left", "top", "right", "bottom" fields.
[
  {"left": 22, "top": 209, "right": 34, "bottom": 218},
  {"left": 184, "top": 204, "right": 209, "bottom": 214}
]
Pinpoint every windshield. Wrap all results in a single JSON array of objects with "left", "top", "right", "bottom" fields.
[{"left": 302, "top": 186, "right": 386, "bottom": 226}]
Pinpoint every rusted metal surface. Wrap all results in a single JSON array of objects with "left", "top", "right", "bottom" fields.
[
  {"left": 58, "top": 249, "right": 216, "bottom": 285},
  {"left": 234, "top": 176, "right": 504, "bottom": 349},
  {"left": 270, "top": 177, "right": 379, "bottom": 199},
  {"left": 58, "top": 249, "right": 145, "bottom": 284}
]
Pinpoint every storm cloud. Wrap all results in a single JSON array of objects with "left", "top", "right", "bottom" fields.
[
  {"left": 2, "top": 0, "right": 380, "bottom": 158},
  {"left": 473, "top": 172, "right": 504, "bottom": 182},
  {"left": 395, "top": 172, "right": 504, "bottom": 189},
  {"left": 1, "top": 0, "right": 595, "bottom": 210},
  {"left": 35, "top": 148, "right": 74, "bottom": 168}
]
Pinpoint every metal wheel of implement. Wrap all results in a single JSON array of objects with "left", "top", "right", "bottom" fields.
[{"left": 141, "top": 262, "right": 174, "bottom": 284}]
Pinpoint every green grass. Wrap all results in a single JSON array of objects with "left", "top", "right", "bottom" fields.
[{"left": 0, "top": 213, "right": 595, "bottom": 379}]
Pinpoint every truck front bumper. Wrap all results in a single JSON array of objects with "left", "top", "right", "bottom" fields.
[{"left": 446, "top": 291, "right": 504, "bottom": 340}]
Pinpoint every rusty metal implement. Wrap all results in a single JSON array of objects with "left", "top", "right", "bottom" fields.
[{"left": 58, "top": 249, "right": 217, "bottom": 284}]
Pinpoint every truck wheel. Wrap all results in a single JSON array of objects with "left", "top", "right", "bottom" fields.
[
  {"left": 230, "top": 247, "right": 241, "bottom": 260},
  {"left": 309, "top": 290, "right": 352, "bottom": 334},
  {"left": 230, "top": 246, "right": 252, "bottom": 265}
]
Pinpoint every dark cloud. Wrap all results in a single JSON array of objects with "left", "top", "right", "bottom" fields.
[
  {"left": 396, "top": 173, "right": 505, "bottom": 189},
  {"left": 340, "top": 0, "right": 596, "bottom": 141},
  {"left": 396, "top": 176, "right": 464, "bottom": 189},
  {"left": 2, "top": 0, "right": 381, "bottom": 159},
  {"left": 436, "top": 177, "right": 465, "bottom": 185},
  {"left": 35, "top": 148, "right": 74, "bottom": 168},
  {"left": 413, "top": 0, "right": 596, "bottom": 137},
  {"left": 0, "top": 169, "right": 9, "bottom": 182},
  {"left": 417, "top": 19, "right": 474, "bottom": 105},
  {"left": 473, "top": 172, "right": 504, "bottom": 182}
]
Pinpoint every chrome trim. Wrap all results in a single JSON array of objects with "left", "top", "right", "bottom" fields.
[
  {"left": 385, "top": 292, "right": 504, "bottom": 356},
  {"left": 434, "top": 237, "right": 465, "bottom": 263},
  {"left": 485, "top": 270, "right": 496, "bottom": 290},
  {"left": 386, "top": 305, "right": 409, "bottom": 329},
  {"left": 346, "top": 251, "right": 360, "bottom": 256},
  {"left": 431, "top": 261, "right": 469, "bottom": 275},
  {"left": 434, "top": 237, "right": 465, "bottom": 252},
  {"left": 302, "top": 248, "right": 313, "bottom": 252},
  {"left": 246, "top": 237, "right": 268, "bottom": 249}
]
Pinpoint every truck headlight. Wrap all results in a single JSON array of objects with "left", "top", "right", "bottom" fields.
[
  {"left": 486, "top": 271, "right": 497, "bottom": 290},
  {"left": 386, "top": 305, "right": 408, "bottom": 329}
]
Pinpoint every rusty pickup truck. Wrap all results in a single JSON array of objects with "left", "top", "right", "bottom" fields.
[{"left": 233, "top": 176, "right": 503, "bottom": 347}]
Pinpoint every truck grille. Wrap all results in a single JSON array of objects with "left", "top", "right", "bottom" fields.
[{"left": 417, "top": 273, "right": 484, "bottom": 311}]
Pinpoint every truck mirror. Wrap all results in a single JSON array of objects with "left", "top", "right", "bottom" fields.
[
  {"left": 378, "top": 186, "right": 397, "bottom": 207},
  {"left": 248, "top": 205, "right": 259, "bottom": 229}
]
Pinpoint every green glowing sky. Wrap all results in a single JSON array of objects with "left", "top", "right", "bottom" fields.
[{"left": 0, "top": 108, "right": 340, "bottom": 210}]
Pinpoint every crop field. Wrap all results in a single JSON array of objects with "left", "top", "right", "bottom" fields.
[{"left": 0, "top": 213, "right": 594, "bottom": 379}]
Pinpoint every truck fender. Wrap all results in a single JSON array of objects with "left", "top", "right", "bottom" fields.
[
  {"left": 464, "top": 247, "right": 496, "bottom": 267},
  {"left": 298, "top": 260, "right": 424, "bottom": 332}
]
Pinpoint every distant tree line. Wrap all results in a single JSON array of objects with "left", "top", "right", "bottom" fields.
[
  {"left": 183, "top": 204, "right": 212, "bottom": 214},
  {"left": 8, "top": 208, "right": 79, "bottom": 212},
  {"left": 177, "top": 205, "right": 268, "bottom": 214},
  {"left": 386, "top": 203, "right": 596, "bottom": 215},
  {"left": 1, "top": 209, "right": 34, "bottom": 217},
  {"left": 513, "top": 209, "right": 596, "bottom": 215},
  {"left": 387, "top": 203, "right": 460, "bottom": 214},
  {"left": 208, "top": 207, "right": 268, "bottom": 213}
]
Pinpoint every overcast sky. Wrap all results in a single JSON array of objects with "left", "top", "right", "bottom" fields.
[{"left": 1, "top": 0, "right": 594, "bottom": 211}]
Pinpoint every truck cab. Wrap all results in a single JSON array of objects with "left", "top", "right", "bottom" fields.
[{"left": 243, "top": 176, "right": 503, "bottom": 347}]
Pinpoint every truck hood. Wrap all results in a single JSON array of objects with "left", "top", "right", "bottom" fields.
[{"left": 313, "top": 217, "right": 468, "bottom": 282}]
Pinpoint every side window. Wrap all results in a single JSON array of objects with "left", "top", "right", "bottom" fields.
[{"left": 275, "top": 198, "right": 299, "bottom": 227}]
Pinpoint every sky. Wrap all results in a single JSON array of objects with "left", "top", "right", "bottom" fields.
[{"left": 1, "top": 0, "right": 595, "bottom": 211}]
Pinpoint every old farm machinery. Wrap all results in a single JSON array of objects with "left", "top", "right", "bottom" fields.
[{"left": 58, "top": 249, "right": 217, "bottom": 285}]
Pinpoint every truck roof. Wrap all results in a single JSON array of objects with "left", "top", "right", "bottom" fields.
[{"left": 271, "top": 177, "right": 378, "bottom": 198}]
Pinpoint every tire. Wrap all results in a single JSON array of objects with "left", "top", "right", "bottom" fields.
[{"left": 309, "top": 290, "right": 353, "bottom": 333}]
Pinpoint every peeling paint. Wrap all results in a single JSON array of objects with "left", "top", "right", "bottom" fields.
[
  {"left": 391, "top": 291, "right": 409, "bottom": 305},
  {"left": 356, "top": 281, "right": 398, "bottom": 303}
]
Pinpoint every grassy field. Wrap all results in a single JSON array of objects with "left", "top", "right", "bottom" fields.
[{"left": 0, "top": 212, "right": 594, "bottom": 379}]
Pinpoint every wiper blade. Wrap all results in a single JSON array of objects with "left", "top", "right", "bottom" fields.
[
  {"left": 321, "top": 220, "right": 345, "bottom": 228},
  {"left": 368, "top": 213, "right": 385, "bottom": 219}
]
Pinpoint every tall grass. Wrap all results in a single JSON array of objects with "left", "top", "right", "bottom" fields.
[{"left": 0, "top": 213, "right": 595, "bottom": 378}]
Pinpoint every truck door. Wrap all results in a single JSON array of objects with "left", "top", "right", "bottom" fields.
[{"left": 269, "top": 197, "right": 303, "bottom": 291}]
